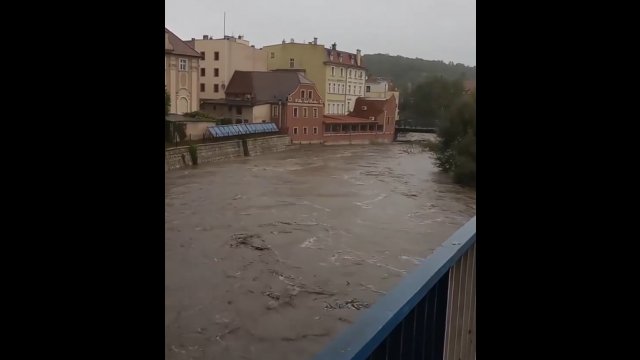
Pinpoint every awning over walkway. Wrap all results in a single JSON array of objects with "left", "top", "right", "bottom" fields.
[{"left": 208, "top": 123, "right": 279, "bottom": 137}]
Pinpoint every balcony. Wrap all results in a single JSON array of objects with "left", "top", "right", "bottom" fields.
[{"left": 313, "top": 217, "right": 476, "bottom": 360}]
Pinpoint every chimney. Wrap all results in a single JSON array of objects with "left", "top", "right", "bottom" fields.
[
  {"left": 331, "top": 42, "right": 337, "bottom": 50},
  {"left": 238, "top": 35, "right": 243, "bottom": 40},
  {"left": 282, "top": 39, "right": 286, "bottom": 44},
  {"left": 203, "top": 35, "right": 209, "bottom": 40},
  {"left": 191, "top": 38, "right": 195, "bottom": 42},
  {"left": 356, "top": 49, "right": 361, "bottom": 66},
  {"left": 313, "top": 37, "right": 318, "bottom": 45}
]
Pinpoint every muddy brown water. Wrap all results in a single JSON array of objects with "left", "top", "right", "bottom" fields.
[{"left": 165, "top": 133, "right": 476, "bottom": 360}]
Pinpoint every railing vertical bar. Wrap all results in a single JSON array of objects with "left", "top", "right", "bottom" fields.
[
  {"left": 453, "top": 250, "right": 469, "bottom": 360},
  {"left": 466, "top": 244, "right": 476, "bottom": 359},
  {"left": 387, "top": 320, "right": 402, "bottom": 359},
  {"left": 460, "top": 247, "right": 473, "bottom": 360},
  {"left": 444, "top": 258, "right": 460, "bottom": 360},
  {"left": 433, "top": 274, "right": 449, "bottom": 360},
  {"left": 415, "top": 292, "right": 430, "bottom": 359},
  {"left": 400, "top": 309, "right": 413, "bottom": 359},
  {"left": 443, "top": 269, "right": 454, "bottom": 360},
  {"left": 410, "top": 299, "right": 420, "bottom": 359},
  {"left": 423, "top": 289, "right": 436, "bottom": 359}
]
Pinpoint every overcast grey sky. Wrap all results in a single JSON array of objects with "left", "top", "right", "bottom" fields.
[{"left": 165, "top": 0, "right": 475, "bottom": 66}]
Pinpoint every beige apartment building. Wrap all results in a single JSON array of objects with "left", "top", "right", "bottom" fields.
[
  {"left": 165, "top": 28, "right": 201, "bottom": 114},
  {"left": 365, "top": 77, "right": 400, "bottom": 120},
  {"left": 186, "top": 35, "right": 267, "bottom": 111}
]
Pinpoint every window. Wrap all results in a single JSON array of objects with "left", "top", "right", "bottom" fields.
[
  {"left": 228, "top": 105, "right": 232, "bottom": 111},
  {"left": 272, "top": 105, "right": 279, "bottom": 117},
  {"left": 347, "top": 101, "right": 350, "bottom": 111},
  {"left": 214, "top": 84, "right": 219, "bottom": 93},
  {"left": 313, "top": 127, "right": 318, "bottom": 134},
  {"left": 293, "top": 107, "right": 299, "bottom": 117},
  {"left": 270, "top": 52, "right": 275, "bottom": 59},
  {"left": 362, "top": 105, "right": 367, "bottom": 110},
  {"left": 289, "top": 58, "right": 295, "bottom": 68},
  {"left": 325, "top": 125, "right": 331, "bottom": 132},
  {"left": 179, "top": 58, "right": 188, "bottom": 71},
  {"left": 201, "top": 51, "right": 205, "bottom": 60},
  {"left": 301, "top": 90, "right": 306, "bottom": 99},
  {"left": 236, "top": 107, "right": 242, "bottom": 115},
  {"left": 331, "top": 67, "right": 335, "bottom": 76},
  {"left": 214, "top": 51, "right": 220, "bottom": 60},
  {"left": 348, "top": 85, "right": 351, "bottom": 94},
  {"left": 358, "top": 86, "right": 362, "bottom": 95},
  {"left": 303, "top": 127, "right": 308, "bottom": 135},
  {"left": 360, "top": 124, "right": 367, "bottom": 132},
  {"left": 200, "top": 83, "right": 205, "bottom": 92},
  {"left": 377, "top": 125, "right": 384, "bottom": 132},
  {"left": 331, "top": 83, "right": 335, "bottom": 93},
  {"left": 303, "top": 107, "right": 308, "bottom": 118},
  {"left": 340, "top": 68, "right": 344, "bottom": 77},
  {"left": 313, "top": 108, "right": 318, "bottom": 118},
  {"left": 366, "top": 85, "right": 371, "bottom": 92},
  {"left": 200, "top": 68, "right": 206, "bottom": 76},
  {"left": 308, "top": 90, "right": 313, "bottom": 99},
  {"left": 214, "top": 68, "right": 219, "bottom": 77},
  {"left": 293, "top": 127, "right": 298, "bottom": 135},
  {"left": 341, "top": 84, "right": 345, "bottom": 94},
  {"left": 349, "top": 70, "right": 352, "bottom": 78}
]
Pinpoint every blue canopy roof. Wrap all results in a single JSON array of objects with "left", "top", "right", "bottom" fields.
[{"left": 208, "top": 123, "right": 279, "bottom": 137}]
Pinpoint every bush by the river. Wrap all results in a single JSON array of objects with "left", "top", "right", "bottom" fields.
[{"left": 424, "top": 91, "right": 476, "bottom": 187}]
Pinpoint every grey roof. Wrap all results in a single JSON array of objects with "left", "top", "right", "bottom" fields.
[{"left": 225, "top": 71, "right": 314, "bottom": 104}]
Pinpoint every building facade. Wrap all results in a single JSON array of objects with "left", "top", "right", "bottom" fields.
[
  {"left": 206, "top": 71, "right": 323, "bottom": 129},
  {"left": 187, "top": 35, "right": 267, "bottom": 103},
  {"left": 165, "top": 28, "right": 201, "bottom": 114},
  {"left": 364, "top": 77, "right": 400, "bottom": 120},
  {"left": 263, "top": 40, "right": 366, "bottom": 116}
]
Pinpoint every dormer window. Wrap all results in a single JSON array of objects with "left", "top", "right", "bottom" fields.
[{"left": 362, "top": 106, "right": 367, "bottom": 110}]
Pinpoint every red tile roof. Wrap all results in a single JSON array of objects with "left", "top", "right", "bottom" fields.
[
  {"left": 325, "top": 48, "right": 365, "bottom": 68},
  {"left": 349, "top": 96, "right": 396, "bottom": 119},
  {"left": 165, "top": 28, "right": 201, "bottom": 57}
]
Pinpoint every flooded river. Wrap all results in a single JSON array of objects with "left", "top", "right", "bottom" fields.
[{"left": 165, "top": 134, "right": 476, "bottom": 360}]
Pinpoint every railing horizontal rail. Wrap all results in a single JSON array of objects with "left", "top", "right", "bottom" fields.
[{"left": 313, "top": 217, "right": 476, "bottom": 360}]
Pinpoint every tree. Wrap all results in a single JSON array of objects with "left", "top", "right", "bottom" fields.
[
  {"left": 409, "top": 76, "right": 464, "bottom": 127},
  {"left": 426, "top": 91, "right": 476, "bottom": 187}
]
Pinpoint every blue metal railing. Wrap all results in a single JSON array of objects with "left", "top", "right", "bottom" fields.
[{"left": 314, "top": 217, "right": 476, "bottom": 360}]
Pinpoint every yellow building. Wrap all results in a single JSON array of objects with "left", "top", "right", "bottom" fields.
[
  {"left": 165, "top": 28, "right": 201, "bottom": 114},
  {"left": 186, "top": 35, "right": 267, "bottom": 103},
  {"left": 263, "top": 39, "right": 366, "bottom": 115}
]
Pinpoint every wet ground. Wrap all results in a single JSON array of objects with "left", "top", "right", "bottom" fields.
[{"left": 165, "top": 134, "right": 476, "bottom": 360}]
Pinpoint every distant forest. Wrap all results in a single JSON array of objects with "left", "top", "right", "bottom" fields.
[
  {"left": 363, "top": 53, "right": 475, "bottom": 90},
  {"left": 362, "top": 53, "right": 476, "bottom": 122}
]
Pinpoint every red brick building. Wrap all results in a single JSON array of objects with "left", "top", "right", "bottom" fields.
[
  {"left": 201, "top": 70, "right": 323, "bottom": 128},
  {"left": 291, "top": 95, "right": 398, "bottom": 145}
]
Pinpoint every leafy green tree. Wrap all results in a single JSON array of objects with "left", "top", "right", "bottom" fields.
[
  {"left": 426, "top": 91, "right": 476, "bottom": 187},
  {"left": 410, "top": 76, "right": 463, "bottom": 126}
]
